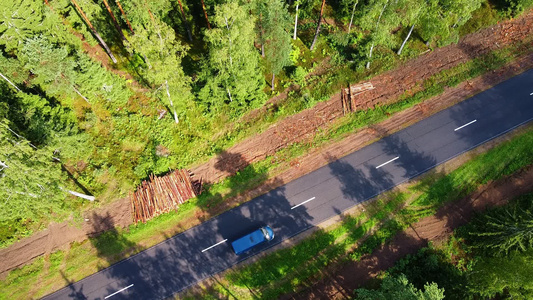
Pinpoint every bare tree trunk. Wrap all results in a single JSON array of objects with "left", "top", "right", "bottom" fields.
[
  {"left": 66, "top": 190, "right": 95, "bottom": 201},
  {"left": 223, "top": 16, "right": 234, "bottom": 67},
  {"left": 0, "top": 72, "right": 21, "bottom": 92},
  {"left": 115, "top": 0, "right": 134, "bottom": 34},
  {"left": 102, "top": 0, "right": 126, "bottom": 40},
  {"left": 366, "top": 43, "right": 374, "bottom": 69},
  {"left": 293, "top": 3, "right": 299, "bottom": 40},
  {"left": 200, "top": 0, "right": 211, "bottom": 29},
  {"left": 71, "top": 0, "right": 118, "bottom": 63},
  {"left": 165, "top": 81, "right": 179, "bottom": 123},
  {"left": 310, "top": 0, "right": 326, "bottom": 50},
  {"left": 348, "top": 0, "right": 358, "bottom": 33},
  {"left": 259, "top": 13, "right": 265, "bottom": 57},
  {"left": 72, "top": 86, "right": 90, "bottom": 103},
  {"left": 397, "top": 23, "right": 414, "bottom": 55},
  {"left": 177, "top": 0, "right": 193, "bottom": 41},
  {"left": 366, "top": 1, "right": 388, "bottom": 69},
  {"left": 226, "top": 86, "right": 233, "bottom": 102},
  {"left": 271, "top": 73, "right": 275, "bottom": 91}
]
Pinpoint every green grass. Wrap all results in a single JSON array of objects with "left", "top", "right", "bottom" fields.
[{"left": 180, "top": 126, "right": 533, "bottom": 299}]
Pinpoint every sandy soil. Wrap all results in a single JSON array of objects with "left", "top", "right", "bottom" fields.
[
  {"left": 1, "top": 12, "right": 532, "bottom": 279},
  {"left": 287, "top": 165, "right": 533, "bottom": 300}
]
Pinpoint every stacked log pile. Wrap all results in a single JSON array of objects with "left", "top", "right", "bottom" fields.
[
  {"left": 130, "top": 169, "right": 201, "bottom": 223},
  {"left": 341, "top": 82, "right": 375, "bottom": 115}
]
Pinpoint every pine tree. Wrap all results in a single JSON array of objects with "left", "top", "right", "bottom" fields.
[
  {"left": 467, "top": 199, "right": 533, "bottom": 255},
  {"left": 258, "top": 0, "right": 292, "bottom": 91},
  {"left": 70, "top": 0, "right": 118, "bottom": 63}
]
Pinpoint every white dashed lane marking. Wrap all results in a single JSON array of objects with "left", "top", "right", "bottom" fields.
[
  {"left": 454, "top": 119, "right": 477, "bottom": 131},
  {"left": 375, "top": 156, "right": 400, "bottom": 169},
  {"left": 291, "top": 197, "right": 316, "bottom": 210},
  {"left": 105, "top": 284, "right": 134, "bottom": 299},
  {"left": 201, "top": 239, "right": 228, "bottom": 253}
]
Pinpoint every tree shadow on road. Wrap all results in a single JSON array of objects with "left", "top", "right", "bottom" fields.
[{"left": 59, "top": 271, "right": 87, "bottom": 300}]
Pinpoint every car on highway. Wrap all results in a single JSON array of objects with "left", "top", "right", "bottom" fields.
[{"left": 231, "top": 226, "right": 274, "bottom": 255}]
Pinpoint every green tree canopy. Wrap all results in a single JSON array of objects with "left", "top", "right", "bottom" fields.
[
  {"left": 356, "top": 274, "right": 445, "bottom": 300},
  {"left": 255, "top": 0, "right": 292, "bottom": 90},
  {"left": 466, "top": 196, "right": 533, "bottom": 255},
  {"left": 198, "top": 0, "right": 265, "bottom": 116}
]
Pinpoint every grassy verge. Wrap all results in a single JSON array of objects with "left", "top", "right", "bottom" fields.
[{"left": 178, "top": 126, "right": 533, "bottom": 299}]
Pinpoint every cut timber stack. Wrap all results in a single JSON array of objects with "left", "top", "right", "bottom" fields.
[
  {"left": 130, "top": 169, "right": 201, "bottom": 223},
  {"left": 341, "top": 82, "right": 375, "bottom": 115}
]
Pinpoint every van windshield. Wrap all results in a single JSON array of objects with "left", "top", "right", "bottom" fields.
[{"left": 260, "top": 227, "right": 270, "bottom": 240}]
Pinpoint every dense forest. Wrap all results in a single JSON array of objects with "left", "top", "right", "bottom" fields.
[{"left": 1, "top": 0, "right": 532, "bottom": 246}]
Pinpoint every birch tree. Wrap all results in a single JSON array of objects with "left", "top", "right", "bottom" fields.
[
  {"left": 418, "top": 0, "right": 483, "bottom": 46},
  {"left": 310, "top": 0, "right": 326, "bottom": 50},
  {"left": 358, "top": 0, "right": 399, "bottom": 69},
  {"left": 342, "top": 0, "right": 358, "bottom": 33},
  {"left": 293, "top": 0, "right": 301, "bottom": 40},
  {"left": 0, "top": 119, "right": 65, "bottom": 242},
  {"left": 396, "top": 0, "right": 425, "bottom": 55},
  {"left": 127, "top": 18, "right": 191, "bottom": 123},
  {"left": 198, "top": 1, "right": 264, "bottom": 115}
]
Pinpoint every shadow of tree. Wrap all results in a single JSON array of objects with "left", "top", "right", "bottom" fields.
[
  {"left": 196, "top": 151, "right": 271, "bottom": 217},
  {"left": 46, "top": 148, "right": 314, "bottom": 299},
  {"left": 59, "top": 271, "right": 87, "bottom": 300},
  {"left": 86, "top": 212, "right": 139, "bottom": 269}
]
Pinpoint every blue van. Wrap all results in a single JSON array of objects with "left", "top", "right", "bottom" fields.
[{"left": 231, "top": 226, "right": 275, "bottom": 255}]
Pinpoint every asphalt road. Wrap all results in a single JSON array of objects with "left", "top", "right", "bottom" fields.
[{"left": 42, "top": 69, "right": 533, "bottom": 300}]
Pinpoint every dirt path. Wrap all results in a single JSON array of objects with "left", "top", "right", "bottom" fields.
[
  {"left": 1, "top": 12, "right": 532, "bottom": 279},
  {"left": 287, "top": 165, "right": 533, "bottom": 300}
]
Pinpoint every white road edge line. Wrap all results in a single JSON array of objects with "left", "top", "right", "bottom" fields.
[
  {"left": 104, "top": 284, "right": 134, "bottom": 299},
  {"left": 291, "top": 197, "right": 316, "bottom": 210},
  {"left": 375, "top": 156, "right": 400, "bottom": 169},
  {"left": 201, "top": 239, "right": 228, "bottom": 252},
  {"left": 454, "top": 119, "right": 477, "bottom": 131}
]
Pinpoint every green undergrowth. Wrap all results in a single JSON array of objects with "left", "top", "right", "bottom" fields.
[{"left": 178, "top": 126, "right": 533, "bottom": 299}]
